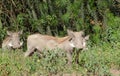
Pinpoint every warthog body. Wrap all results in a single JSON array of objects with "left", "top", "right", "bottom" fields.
[
  {"left": 25, "top": 30, "right": 89, "bottom": 63},
  {"left": 2, "top": 31, "right": 23, "bottom": 50}
]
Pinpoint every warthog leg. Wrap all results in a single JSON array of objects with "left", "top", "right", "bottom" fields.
[
  {"left": 66, "top": 52, "right": 72, "bottom": 64},
  {"left": 24, "top": 47, "right": 35, "bottom": 57}
]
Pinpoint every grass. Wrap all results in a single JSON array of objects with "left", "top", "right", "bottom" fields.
[{"left": 0, "top": 42, "right": 120, "bottom": 76}]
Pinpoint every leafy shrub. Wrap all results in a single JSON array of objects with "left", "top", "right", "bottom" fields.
[{"left": 39, "top": 49, "right": 67, "bottom": 74}]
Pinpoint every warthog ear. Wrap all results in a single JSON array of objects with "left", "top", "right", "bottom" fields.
[
  {"left": 85, "top": 35, "right": 89, "bottom": 40},
  {"left": 18, "top": 30, "right": 23, "bottom": 34},
  {"left": 67, "top": 29, "right": 75, "bottom": 38},
  {"left": 7, "top": 31, "right": 13, "bottom": 36},
  {"left": 79, "top": 30, "right": 85, "bottom": 36}
]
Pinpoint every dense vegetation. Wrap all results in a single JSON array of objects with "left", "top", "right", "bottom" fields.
[{"left": 0, "top": 0, "right": 120, "bottom": 76}]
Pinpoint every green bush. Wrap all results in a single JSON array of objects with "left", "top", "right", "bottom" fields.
[{"left": 0, "top": 41, "right": 120, "bottom": 76}]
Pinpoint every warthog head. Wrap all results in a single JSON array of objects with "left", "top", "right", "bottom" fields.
[
  {"left": 67, "top": 30, "right": 89, "bottom": 50},
  {"left": 7, "top": 31, "right": 23, "bottom": 49}
]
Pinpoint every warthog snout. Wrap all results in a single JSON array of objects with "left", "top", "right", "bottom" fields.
[{"left": 11, "top": 41, "right": 23, "bottom": 49}]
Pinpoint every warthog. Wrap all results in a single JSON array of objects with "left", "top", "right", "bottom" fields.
[
  {"left": 24, "top": 30, "right": 89, "bottom": 64},
  {"left": 2, "top": 30, "right": 23, "bottom": 50}
]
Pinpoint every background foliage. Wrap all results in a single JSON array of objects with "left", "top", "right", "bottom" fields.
[
  {"left": 0, "top": 0, "right": 120, "bottom": 45},
  {"left": 0, "top": 0, "right": 120, "bottom": 75}
]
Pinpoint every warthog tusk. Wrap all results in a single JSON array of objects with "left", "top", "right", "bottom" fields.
[
  {"left": 8, "top": 43, "right": 13, "bottom": 47},
  {"left": 20, "top": 41, "right": 23, "bottom": 46},
  {"left": 69, "top": 43, "right": 75, "bottom": 47},
  {"left": 83, "top": 42, "right": 86, "bottom": 47}
]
